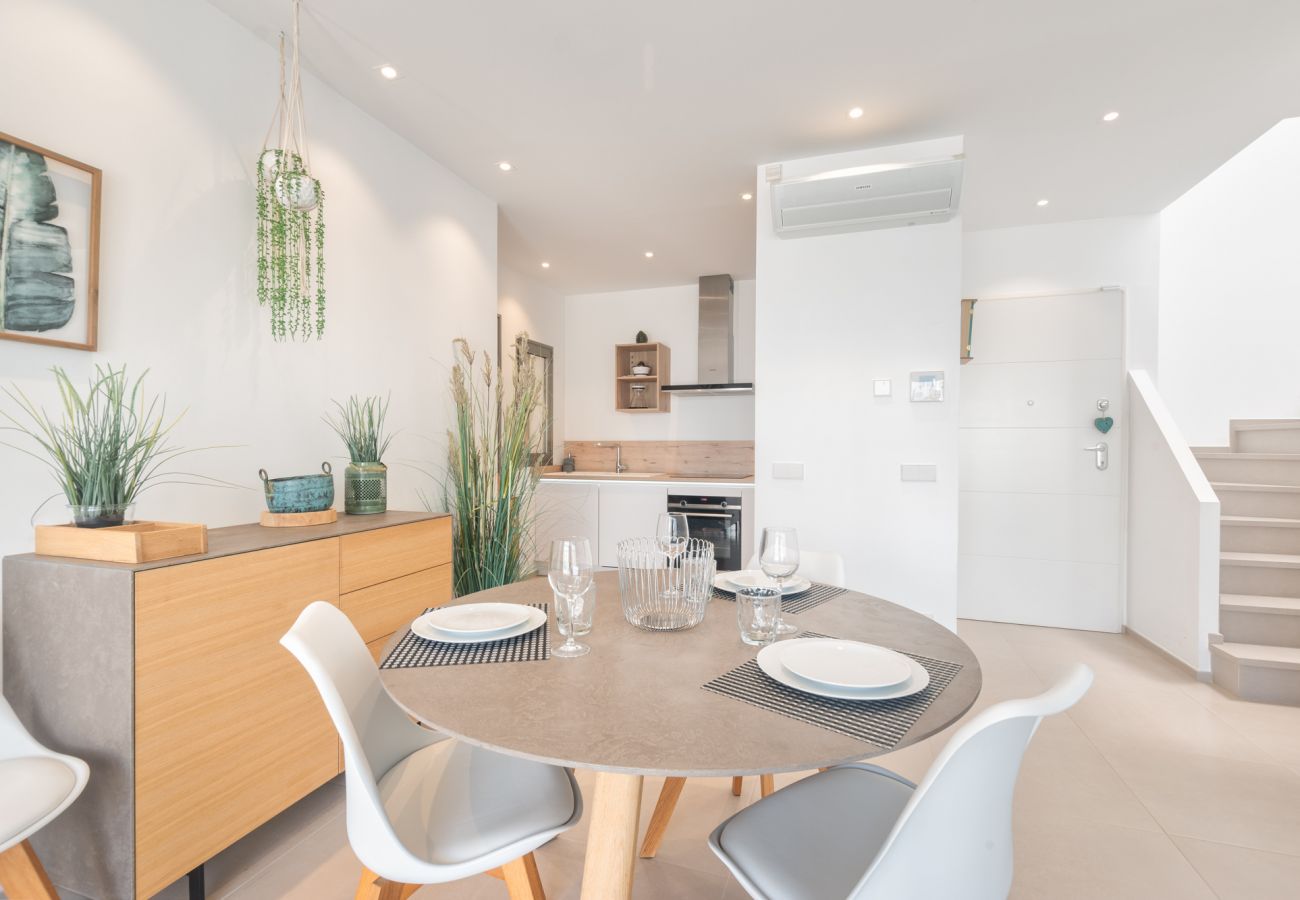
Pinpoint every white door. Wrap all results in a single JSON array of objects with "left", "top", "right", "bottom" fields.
[{"left": 959, "top": 289, "right": 1124, "bottom": 631}]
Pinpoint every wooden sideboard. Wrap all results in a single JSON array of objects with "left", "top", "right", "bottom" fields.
[{"left": 2, "top": 511, "right": 452, "bottom": 899}]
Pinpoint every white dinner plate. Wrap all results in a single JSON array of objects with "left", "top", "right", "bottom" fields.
[
  {"left": 717, "top": 570, "right": 812, "bottom": 596},
  {"left": 410, "top": 605, "right": 547, "bottom": 645},
  {"left": 756, "top": 639, "right": 930, "bottom": 700},
  {"left": 420, "top": 602, "right": 533, "bottom": 636},
  {"left": 779, "top": 639, "right": 912, "bottom": 690}
]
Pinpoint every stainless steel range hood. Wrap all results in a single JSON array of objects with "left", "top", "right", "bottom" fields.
[{"left": 661, "top": 274, "right": 754, "bottom": 396}]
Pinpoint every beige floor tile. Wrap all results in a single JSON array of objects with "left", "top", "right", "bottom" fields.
[
  {"left": 1173, "top": 836, "right": 1300, "bottom": 900},
  {"left": 1009, "top": 818, "right": 1216, "bottom": 900},
  {"left": 1098, "top": 744, "right": 1300, "bottom": 856}
]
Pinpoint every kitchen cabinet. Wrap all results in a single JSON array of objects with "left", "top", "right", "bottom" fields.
[
  {"left": 597, "top": 483, "right": 669, "bottom": 566},
  {"left": 534, "top": 481, "right": 601, "bottom": 571}
]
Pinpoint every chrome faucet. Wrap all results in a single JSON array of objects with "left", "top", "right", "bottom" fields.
[{"left": 597, "top": 442, "right": 626, "bottom": 473}]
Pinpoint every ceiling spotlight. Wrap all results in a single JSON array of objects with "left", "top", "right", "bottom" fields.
[
  {"left": 644, "top": 251, "right": 655, "bottom": 259},
  {"left": 540, "top": 261, "right": 550, "bottom": 269},
  {"left": 1102, "top": 111, "right": 1119, "bottom": 122},
  {"left": 378, "top": 65, "right": 398, "bottom": 80},
  {"left": 741, "top": 192, "right": 753, "bottom": 201},
  {"left": 848, "top": 107, "right": 864, "bottom": 119},
  {"left": 497, "top": 161, "right": 514, "bottom": 172},
  {"left": 1036, "top": 198, "right": 1050, "bottom": 207}
]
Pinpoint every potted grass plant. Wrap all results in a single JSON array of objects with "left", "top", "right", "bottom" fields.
[
  {"left": 1, "top": 366, "right": 191, "bottom": 527},
  {"left": 325, "top": 394, "right": 394, "bottom": 515},
  {"left": 440, "top": 334, "right": 544, "bottom": 596}
]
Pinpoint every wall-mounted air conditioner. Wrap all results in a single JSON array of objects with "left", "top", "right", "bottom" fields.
[{"left": 769, "top": 155, "right": 964, "bottom": 238}]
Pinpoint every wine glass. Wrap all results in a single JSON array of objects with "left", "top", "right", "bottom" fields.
[
  {"left": 656, "top": 513, "right": 690, "bottom": 557},
  {"left": 760, "top": 526, "right": 800, "bottom": 636},
  {"left": 549, "top": 537, "right": 594, "bottom": 658}
]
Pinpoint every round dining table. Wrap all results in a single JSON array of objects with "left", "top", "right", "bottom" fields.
[{"left": 379, "top": 571, "right": 981, "bottom": 900}]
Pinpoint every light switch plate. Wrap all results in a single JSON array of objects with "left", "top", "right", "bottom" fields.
[
  {"left": 873, "top": 379, "right": 892, "bottom": 397},
  {"left": 772, "top": 461, "right": 805, "bottom": 480},
  {"left": 900, "top": 464, "right": 937, "bottom": 482}
]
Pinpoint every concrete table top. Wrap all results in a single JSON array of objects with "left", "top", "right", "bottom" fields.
[{"left": 380, "top": 571, "right": 981, "bottom": 777}]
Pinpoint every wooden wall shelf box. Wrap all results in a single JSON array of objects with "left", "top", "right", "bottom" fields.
[
  {"left": 614, "top": 342, "right": 671, "bottom": 413},
  {"left": 34, "top": 521, "right": 208, "bottom": 564},
  {"left": 2, "top": 511, "right": 452, "bottom": 899}
]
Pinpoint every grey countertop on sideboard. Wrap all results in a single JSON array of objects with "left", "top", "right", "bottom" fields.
[{"left": 5, "top": 509, "right": 448, "bottom": 573}]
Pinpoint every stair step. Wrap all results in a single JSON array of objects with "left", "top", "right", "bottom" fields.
[
  {"left": 1198, "top": 454, "right": 1300, "bottom": 488},
  {"left": 1212, "top": 642, "right": 1300, "bottom": 670},
  {"left": 1221, "top": 594, "right": 1300, "bottom": 615},
  {"left": 1213, "top": 483, "right": 1300, "bottom": 519},
  {"left": 1196, "top": 452, "right": 1300, "bottom": 460},
  {"left": 1232, "top": 420, "right": 1300, "bottom": 453},
  {"left": 1221, "top": 551, "right": 1300, "bottom": 569},
  {"left": 1222, "top": 516, "right": 1300, "bottom": 528},
  {"left": 1212, "top": 482, "right": 1300, "bottom": 494}
]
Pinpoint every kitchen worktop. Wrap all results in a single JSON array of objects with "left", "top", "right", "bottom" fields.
[{"left": 540, "top": 472, "right": 754, "bottom": 486}]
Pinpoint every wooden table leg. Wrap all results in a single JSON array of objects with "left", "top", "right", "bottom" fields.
[
  {"left": 759, "top": 774, "right": 775, "bottom": 797},
  {"left": 579, "top": 771, "right": 644, "bottom": 900},
  {"left": 731, "top": 776, "right": 743, "bottom": 796},
  {"left": 639, "top": 776, "right": 686, "bottom": 858}
]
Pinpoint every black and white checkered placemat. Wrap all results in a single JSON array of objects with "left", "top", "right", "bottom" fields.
[
  {"left": 712, "top": 582, "right": 848, "bottom": 615},
  {"left": 380, "top": 604, "right": 549, "bottom": 669},
  {"left": 702, "top": 634, "right": 963, "bottom": 750}
]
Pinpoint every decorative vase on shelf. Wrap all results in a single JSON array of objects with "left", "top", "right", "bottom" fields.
[
  {"left": 68, "top": 503, "right": 135, "bottom": 529},
  {"left": 635, "top": 330, "right": 648, "bottom": 344},
  {"left": 631, "top": 362, "right": 652, "bottom": 376},
  {"left": 344, "top": 461, "right": 387, "bottom": 515}
]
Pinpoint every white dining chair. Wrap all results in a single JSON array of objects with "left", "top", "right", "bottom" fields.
[
  {"left": 0, "top": 695, "right": 90, "bottom": 900},
  {"left": 281, "top": 601, "right": 582, "bottom": 900},
  {"left": 708, "top": 664, "right": 1094, "bottom": 900},
  {"left": 638, "top": 549, "right": 850, "bottom": 859}
]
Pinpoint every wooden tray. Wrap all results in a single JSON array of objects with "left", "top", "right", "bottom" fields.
[
  {"left": 35, "top": 521, "right": 208, "bottom": 564},
  {"left": 260, "top": 508, "right": 338, "bottom": 528}
]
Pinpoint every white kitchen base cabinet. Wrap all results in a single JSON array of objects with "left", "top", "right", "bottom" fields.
[
  {"left": 534, "top": 482, "right": 601, "bottom": 571},
  {"left": 597, "top": 483, "right": 669, "bottom": 567}
]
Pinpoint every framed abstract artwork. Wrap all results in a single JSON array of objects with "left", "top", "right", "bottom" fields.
[{"left": 0, "top": 131, "right": 101, "bottom": 351}]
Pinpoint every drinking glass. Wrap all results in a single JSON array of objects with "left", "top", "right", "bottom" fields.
[
  {"left": 549, "top": 537, "right": 594, "bottom": 657},
  {"left": 760, "top": 526, "right": 801, "bottom": 636},
  {"left": 556, "top": 581, "right": 595, "bottom": 637},
  {"left": 737, "top": 586, "right": 780, "bottom": 645},
  {"left": 656, "top": 513, "right": 690, "bottom": 556}
]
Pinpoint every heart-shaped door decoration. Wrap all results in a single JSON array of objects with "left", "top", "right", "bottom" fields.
[{"left": 1094, "top": 416, "right": 1114, "bottom": 434}]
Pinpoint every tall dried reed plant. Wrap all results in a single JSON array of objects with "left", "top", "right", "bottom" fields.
[{"left": 442, "top": 334, "right": 544, "bottom": 596}]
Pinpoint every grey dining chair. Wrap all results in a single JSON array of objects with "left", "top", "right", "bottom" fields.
[
  {"left": 281, "top": 601, "right": 582, "bottom": 900},
  {"left": 708, "top": 664, "right": 1093, "bottom": 899}
]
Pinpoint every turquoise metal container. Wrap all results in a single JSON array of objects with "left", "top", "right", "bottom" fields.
[{"left": 259, "top": 462, "right": 335, "bottom": 513}]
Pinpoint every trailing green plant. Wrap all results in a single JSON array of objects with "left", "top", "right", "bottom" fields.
[
  {"left": 256, "top": 148, "right": 326, "bottom": 341},
  {"left": 0, "top": 366, "right": 197, "bottom": 515},
  {"left": 324, "top": 394, "right": 394, "bottom": 464},
  {"left": 439, "top": 334, "right": 544, "bottom": 596}
]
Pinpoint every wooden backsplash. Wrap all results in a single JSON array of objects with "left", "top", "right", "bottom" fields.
[{"left": 561, "top": 441, "right": 754, "bottom": 476}]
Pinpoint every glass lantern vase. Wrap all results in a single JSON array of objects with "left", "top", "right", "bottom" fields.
[{"left": 344, "top": 461, "right": 387, "bottom": 515}]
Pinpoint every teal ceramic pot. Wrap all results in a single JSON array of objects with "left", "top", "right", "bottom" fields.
[
  {"left": 260, "top": 462, "right": 335, "bottom": 513},
  {"left": 344, "top": 461, "right": 387, "bottom": 515}
]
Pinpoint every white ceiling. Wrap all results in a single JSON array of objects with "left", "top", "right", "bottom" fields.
[{"left": 209, "top": 0, "right": 1300, "bottom": 295}]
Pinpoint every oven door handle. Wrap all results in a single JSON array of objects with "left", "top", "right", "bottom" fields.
[{"left": 679, "top": 512, "right": 736, "bottom": 519}]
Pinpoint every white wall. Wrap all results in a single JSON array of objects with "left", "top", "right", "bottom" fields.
[
  {"left": 0, "top": 0, "right": 497, "bottom": 641},
  {"left": 1127, "top": 372, "right": 1220, "bottom": 674},
  {"left": 1159, "top": 117, "right": 1300, "bottom": 446},
  {"left": 755, "top": 139, "right": 963, "bottom": 627},
  {"left": 562, "top": 280, "right": 755, "bottom": 441},
  {"left": 963, "top": 215, "right": 1161, "bottom": 374},
  {"left": 500, "top": 264, "right": 566, "bottom": 451}
]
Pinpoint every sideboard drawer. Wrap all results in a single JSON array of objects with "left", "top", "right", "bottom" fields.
[
  {"left": 340, "top": 518, "right": 451, "bottom": 593},
  {"left": 341, "top": 564, "right": 452, "bottom": 643}
]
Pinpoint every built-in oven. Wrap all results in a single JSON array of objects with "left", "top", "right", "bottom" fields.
[{"left": 668, "top": 495, "right": 743, "bottom": 571}]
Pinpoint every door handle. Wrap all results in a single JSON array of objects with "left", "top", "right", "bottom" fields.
[{"left": 1083, "top": 442, "right": 1109, "bottom": 471}]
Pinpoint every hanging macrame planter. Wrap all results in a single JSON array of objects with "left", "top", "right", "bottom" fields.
[{"left": 257, "top": 0, "right": 326, "bottom": 341}]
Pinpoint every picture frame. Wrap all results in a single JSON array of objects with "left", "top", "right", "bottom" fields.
[
  {"left": 0, "top": 131, "right": 101, "bottom": 351},
  {"left": 910, "top": 370, "right": 945, "bottom": 402}
]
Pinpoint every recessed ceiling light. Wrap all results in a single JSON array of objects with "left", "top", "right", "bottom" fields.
[
  {"left": 540, "top": 261, "right": 550, "bottom": 269},
  {"left": 644, "top": 251, "right": 654, "bottom": 259},
  {"left": 1036, "top": 198, "right": 1050, "bottom": 207},
  {"left": 1102, "top": 111, "right": 1120, "bottom": 122},
  {"left": 741, "top": 192, "right": 753, "bottom": 201},
  {"left": 378, "top": 65, "right": 398, "bottom": 80},
  {"left": 848, "top": 107, "right": 864, "bottom": 119},
  {"left": 497, "top": 161, "right": 513, "bottom": 172}
]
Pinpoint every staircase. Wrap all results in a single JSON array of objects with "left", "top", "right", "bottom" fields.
[{"left": 1196, "top": 420, "right": 1300, "bottom": 704}]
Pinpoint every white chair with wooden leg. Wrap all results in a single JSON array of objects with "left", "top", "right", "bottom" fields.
[
  {"left": 281, "top": 602, "right": 582, "bottom": 900},
  {"left": 709, "top": 665, "right": 1094, "bottom": 899},
  {"left": 638, "top": 551, "right": 847, "bottom": 859},
  {"left": 0, "top": 695, "right": 90, "bottom": 900}
]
